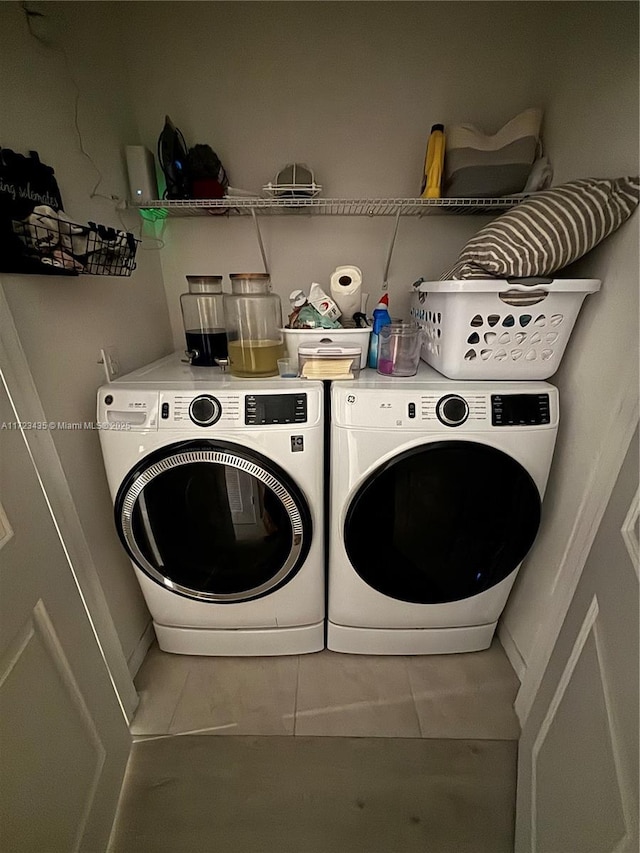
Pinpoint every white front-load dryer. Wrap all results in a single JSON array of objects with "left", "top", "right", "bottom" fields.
[
  {"left": 98, "top": 353, "right": 324, "bottom": 656},
  {"left": 327, "top": 366, "right": 559, "bottom": 655}
]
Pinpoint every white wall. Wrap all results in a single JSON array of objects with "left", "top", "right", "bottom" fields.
[
  {"left": 499, "top": 1, "right": 639, "bottom": 683},
  {"left": 0, "top": 2, "right": 173, "bottom": 667},
  {"left": 120, "top": 0, "right": 554, "bottom": 341}
]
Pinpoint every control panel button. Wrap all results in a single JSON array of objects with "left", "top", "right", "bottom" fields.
[
  {"left": 161, "top": 402, "right": 170, "bottom": 419},
  {"left": 189, "top": 395, "right": 222, "bottom": 427},
  {"left": 436, "top": 394, "right": 469, "bottom": 427},
  {"left": 104, "top": 394, "right": 113, "bottom": 405},
  {"left": 408, "top": 402, "right": 416, "bottom": 419}
]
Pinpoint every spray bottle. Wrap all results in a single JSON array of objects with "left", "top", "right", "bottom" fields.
[{"left": 368, "top": 293, "right": 391, "bottom": 369}]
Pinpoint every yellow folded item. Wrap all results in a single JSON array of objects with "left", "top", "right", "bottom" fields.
[{"left": 301, "top": 358, "right": 354, "bottom": 380}]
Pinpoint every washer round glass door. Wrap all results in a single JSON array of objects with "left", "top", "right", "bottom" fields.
[
  {"left": 344, "top": 440, "right": 541, "bottom": 604},
  {"left": 115, "top": 440, "right": 312, "bottom": 602}
]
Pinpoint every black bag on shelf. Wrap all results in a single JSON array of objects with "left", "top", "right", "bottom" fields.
[
  {"left": 186, "top": 143, "right": 228, "bottom": 199},
  {"left": 0, "top": 147, "right": 68, "bottom": 274}
]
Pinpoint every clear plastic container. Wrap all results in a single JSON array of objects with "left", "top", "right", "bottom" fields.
[
  {"left": 224, "top": 274, "right": 285, "bottom": 377},
  {"left": 180, "top": 275, "right": 228, "bottom": 367},
  {"left": 377, "top": 322, "right": 422, "bottom": 376},
  {"left": 298, "top": 344, "right": 361, "bottom": 380}
]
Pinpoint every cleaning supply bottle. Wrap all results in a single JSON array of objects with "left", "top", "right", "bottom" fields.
[
  {"left": 368, "top": 293, "right": 392, "bottom": 369},
  {"left": 420, "top": 124, "right": 446, "bottom": 199}
]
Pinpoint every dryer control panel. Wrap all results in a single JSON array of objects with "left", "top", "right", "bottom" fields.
[
  {"left": 491, "top": 393, "right": 550, "bottom": 426},
  {"left": 332, "top": 382, "right": 558, "bottom": 431}
]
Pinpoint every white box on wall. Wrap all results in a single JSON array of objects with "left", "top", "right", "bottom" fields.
[{"left": 125, "top": 145, "right": 158, "bottom": 203}]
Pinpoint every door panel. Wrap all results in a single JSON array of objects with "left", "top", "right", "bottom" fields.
[
  {"left": 0, "top": 602, "right": 106, "bottom": 852},
  {"left": 0, "top": 384, "right": 130, "bottom": 852},
  {"left": 516, "top": 427, "right": 639, "bottom": 853}
]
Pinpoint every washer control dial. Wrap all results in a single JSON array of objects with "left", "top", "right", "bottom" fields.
[
  {"left": 189, "top": 395, "right": 222, "bottom": 427},
  {"left": 436, "top": 394, "right": 469, "bottom": 427}
]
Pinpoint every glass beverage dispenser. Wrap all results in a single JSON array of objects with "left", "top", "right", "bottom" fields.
[
  {"left": 180, "top": 275, "right": 228, "bottom": 367},
  {"left": 224, "top": 274, "right": 285, "bottom": 377}
]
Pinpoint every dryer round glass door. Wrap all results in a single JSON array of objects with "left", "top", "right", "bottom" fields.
[
  {"left": 115, "top": 440, "right": 312, "bottom": 602},
  {"left": 344, "top": 440, "right": 541, "bottom": 604}
]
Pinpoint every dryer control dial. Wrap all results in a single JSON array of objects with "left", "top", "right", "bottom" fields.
[
  {"left": 436, "top": 394, "right": 469, "bottom": 427},
  {"left": 189, "top": 395, "right": 222, "bottom": 427}
]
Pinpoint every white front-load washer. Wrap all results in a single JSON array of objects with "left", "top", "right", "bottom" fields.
[
  {"left": 98, "top": 353, "right": 325, "bottom": 656},
  {"left": 327, "top": 365, "right": 559, "bottom": 655}
]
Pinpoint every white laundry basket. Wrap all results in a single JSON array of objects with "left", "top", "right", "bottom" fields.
[{"left": 410, "top": 278, "right": 601, "bottom": 380}]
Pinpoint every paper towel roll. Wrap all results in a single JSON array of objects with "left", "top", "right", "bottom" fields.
[{"left": 330, "top": 265, "right": 363, "bottom": 327}]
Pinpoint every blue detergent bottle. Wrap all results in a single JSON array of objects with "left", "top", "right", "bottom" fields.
[{"left": 368, "top": 293, "right": 391, "bottom": 369}]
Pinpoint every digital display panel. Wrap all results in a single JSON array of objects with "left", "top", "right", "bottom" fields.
[
  {"left": 491, "top": 394, "right": 550, "bottom": 426},
  {"left": 245, "top": 394, "right": 307, "bottom": 425}
]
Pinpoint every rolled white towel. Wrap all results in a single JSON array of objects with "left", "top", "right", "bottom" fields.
[{"left": 523, "top": 157, "right": 554, "bottom": 193}]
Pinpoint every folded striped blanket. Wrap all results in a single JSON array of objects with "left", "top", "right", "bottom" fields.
[{"left": 443, "top": 177, "right": 640, "bottom": 280}]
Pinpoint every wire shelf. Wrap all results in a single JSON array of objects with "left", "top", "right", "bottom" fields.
[{"left": 132, "top": 196, "right": 526, "bottom": 219}]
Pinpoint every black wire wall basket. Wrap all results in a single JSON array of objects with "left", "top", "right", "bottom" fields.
[{"left": 11, "top": 215, "right": 139, "bottom": 277}]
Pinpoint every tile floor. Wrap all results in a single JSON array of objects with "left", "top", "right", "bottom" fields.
[
  {"left": 113, "top": 641, "right": 520, "bottom": 851},
  {"left": 131, "top": 639, "right": 520, "bottom": 740},
  {"left": 109, "top": 735, "right": 517, "bottom": 853}
]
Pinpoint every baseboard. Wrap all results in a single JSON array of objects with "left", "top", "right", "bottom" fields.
[
  {"left": 497, "top": 621, "right": 526, "bottom": 684},
  {"left": 127, "top": 620, "right": 155, "bottom": 679}
]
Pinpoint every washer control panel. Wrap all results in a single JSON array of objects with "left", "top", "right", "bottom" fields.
[
  {"left": 245, "top": 393, "right": 307, "bottom": 425},
  {"left": 99, "top": 386, "right": 322, "bottom": 431},
  {"left": 491, "top": 393, "right": 550, "bottom": 426}
]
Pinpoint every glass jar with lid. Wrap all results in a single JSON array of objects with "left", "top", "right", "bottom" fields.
[
  {"left": 224, "top": 274, "right": 285, "bottom": 377},
  {"left": 180, "top": 275, "right": 228, "bottom": 367}
]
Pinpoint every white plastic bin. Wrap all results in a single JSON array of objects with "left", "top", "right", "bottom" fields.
[
  {"left": 282, "top": 327, "right": 372, "bottom": 369},
  {"left": 410, "top": 278, "right": 601, "bottom": 380}
]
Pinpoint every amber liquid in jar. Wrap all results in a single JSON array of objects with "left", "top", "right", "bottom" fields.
[
  {"left": 224, "top": 274, "right": 284, "bottom": 378},
  {"left": 227, "top": 339, "right": 285, "bottom": 377}
]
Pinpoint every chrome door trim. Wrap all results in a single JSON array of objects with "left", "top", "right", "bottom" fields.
[{"left": 119, "top": 448, "right": 305, "bottom": 602}]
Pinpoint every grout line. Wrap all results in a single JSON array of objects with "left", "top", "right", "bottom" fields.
[
  {"left": 164, "top": 664, "right": 192, "bottom": 735},
  {"left": 292, "top": 655, "right": 301, "bottom": 736},
  {"left": 133, "top": 723, "right": 240, "bottom": 741},
  {"left": 403, "top": 656, "right": 425, "bottom": 738}
]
